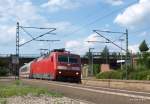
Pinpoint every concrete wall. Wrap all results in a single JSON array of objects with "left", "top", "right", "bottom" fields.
[{"left": 82, "top": 78, "right": 150, "bottom": 92}]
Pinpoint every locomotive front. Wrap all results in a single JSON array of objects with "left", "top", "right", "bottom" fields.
[{"left": 56, "top": 52, "right": 81, "bottom": 82}]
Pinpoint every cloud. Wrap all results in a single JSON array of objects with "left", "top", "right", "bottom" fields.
[
  {"left": 0, "top": 0, "right": 78, "bottom": 55},
  {"left": 0, "top": 26, "right": 16, "bottom": 46},
  {"left": 129, "top": 44, "right": 139, "bottom": 53},
  {"left": 65, "top": 33, "right": 128, "bottom": 55},
  {"left": 0, "top": 0, "right": 76, "bottom": 46},
  {"left": 65, "top": 40, "right": 81, "bottom": 48},
  {"left": 65, "top": 33, "right": 103, "bottom": 55},
  {"left": 47, "top": 21, "right": 77, "bottom": 33},
  {"left": 41, "top": 0, "right": 124, "bottom": 13},
  {"left": 104, "top": 0, "right": 123, "bottom": 6},
  {"left": 85, "top": 33, "right": 98, "bottom": 42},
  {"left": 0, "top": 0, "right": 41, "bottom": 25},
  {"left": 41, "top": 0, "right": 80, "bottom": 12},
  {"left": 0, "top": 0, "right": 42, "bottom": 45},
  {"left": 114, "top": 0, "right": 150, "bottom": 28},
  {"left": 138, "top": 31, "right": 149, "bottom": 37}
]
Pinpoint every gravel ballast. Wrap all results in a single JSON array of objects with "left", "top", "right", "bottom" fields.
[{"left": 5, "top": 95, "right": 91, "bottom": 104}]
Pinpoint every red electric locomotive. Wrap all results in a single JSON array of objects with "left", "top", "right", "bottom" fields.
[{"left": 19, "top": 49, "right": 81, "bottom": 82}]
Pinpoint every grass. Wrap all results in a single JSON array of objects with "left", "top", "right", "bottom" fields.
[
  {"left": 0, "top": 98, "right": 7, "bottom": 104},
  {"left": 0, "top": 80, "right": 62, "bottom": 98}
]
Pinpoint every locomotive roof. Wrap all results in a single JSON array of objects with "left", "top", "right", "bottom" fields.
[
  {"left": 33, "top": 49, "right": 80, "bottom": 62},
  {"left": 51, "top": 48, "right": 66, "bottom": 52},
  {"left": 19, "top": 61, "right": 33, "bottom": 69}
]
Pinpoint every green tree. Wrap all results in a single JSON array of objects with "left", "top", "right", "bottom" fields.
[
  {"left": 101, "top": 46, "right": 109, "bottom": 63},
  {"left": 83, "top": 52, "right": 89, "bottom": 58},
  {"left": 139, "top": 40, "right": 149, "bottom": 52},
  {"left": 0, "top": 60, "right": 7, "bottom": 67},
  {"left": 112, "top": 52, "right": 118, "bottom": 60}
]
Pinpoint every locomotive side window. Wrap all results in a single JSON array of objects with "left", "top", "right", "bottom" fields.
[
  {"left": 69, "top": 57, "right": 78, "bottom": 63},
  {"left": 58, "top": 55, "right": 68, "bottom": 63}
]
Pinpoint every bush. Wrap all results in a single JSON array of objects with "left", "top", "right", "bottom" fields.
[
  {"left": 93, "top": 64, "right": 100, "bottom": 75},
  {"left": 96, "top": 69, "right": 150, "bottom": 80},
  {"left": 145, "top": 57, "right": 150, "bottom": 69},
  {"left": 96, "top": 71, "right": 123, "bottom": 79},
  {"left": 137, "top": 52, "right": 150, "bottom": 69},
  {"left": 128, "top": 70, "right": 150, "bottom": 80},
  {"left": 0, "top": 67, "right": 9, "bottom": 76}
]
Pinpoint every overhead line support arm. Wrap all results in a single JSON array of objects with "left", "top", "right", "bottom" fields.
[{"left": 93, "top": 30, "right": 126, "bottom": 52}]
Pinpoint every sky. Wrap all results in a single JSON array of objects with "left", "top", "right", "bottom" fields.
[{"left": 0, "top": 0, "right": 150, "bottom": 55}]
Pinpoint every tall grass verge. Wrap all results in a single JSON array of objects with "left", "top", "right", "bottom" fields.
[{"left": 0, "top": 80, "right": 62, "bottom": 98}]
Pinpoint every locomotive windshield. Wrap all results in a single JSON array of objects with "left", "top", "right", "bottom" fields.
[
  {"left": 58, "top": 55, "right": 68, "bottom": 62},
  {"left": 58, "top": 55, "right": 78, "bottom": 63},
  {"left": 69, "top": 57, "right": 78, "bottom": 63}
]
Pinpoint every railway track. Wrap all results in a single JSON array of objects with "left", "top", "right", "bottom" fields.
[{"left": 22, "top": 79, "right": 150, "bottom": 104}]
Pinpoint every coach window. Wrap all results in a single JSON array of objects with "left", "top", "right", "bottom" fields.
[{"left": 21, "top": 67, "right": 27, "bottom": 72}]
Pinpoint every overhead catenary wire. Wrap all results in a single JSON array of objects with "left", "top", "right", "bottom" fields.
[
  {"left": 94, "top": 30, "right": 126, "bottom": 34},
  {"left": 20, "top": 26, "right": 34, "bottom": 39},
  {"left": 19, "top": 28, "right": 56, "bottom": 47},
  {"left": 86, "top": 41, "right": 110, "bottom": 43},
  {"left": 93, "top": 30, "right": 126, "bottom": 52},
  {"left": 20, "top": 26, "right": 56, "bottom": 30},
  {"left": 35, "top": 39, "right": 60, "bottom": 42},
  {"left": 95, "top": 30, "right": 125, "bottom": 42}
]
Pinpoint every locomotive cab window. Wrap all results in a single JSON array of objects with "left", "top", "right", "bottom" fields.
[
  {"left": 58, "top": 55, "right": 68, "bottom": 63},
  {"left": 69, "top": 57, "right": 78, "bottom": 63}
]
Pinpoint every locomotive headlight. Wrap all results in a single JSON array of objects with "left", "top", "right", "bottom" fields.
[
  {"left": 58, "top": 71, "right": 62, "bottom": 74},
  {"left": 76, "top": 72, "right": 79, "bottom": 75}
]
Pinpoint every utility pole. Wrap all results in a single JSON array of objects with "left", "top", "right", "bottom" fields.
[
  {"left": 88, "top": 48, "right": 94, "bottom": 76},
  {"left": 125, "top": 29, "right": 128, "bottom": 79},
  {"left": 119, "top": 39, "right": 124, "bottom": 70},
  {"left": 93, "top": 29, "right": 129, "bottom": 79},
  {"left": 16, "top": 22, "right": 19, "bottom": 57},
  {"left": 16, "top": 22, "right": 19, "bottom": 79}
]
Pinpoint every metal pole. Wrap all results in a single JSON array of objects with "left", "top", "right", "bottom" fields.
[
  {"left": 88, "top": 48, "right": 91, "bottom": 76},
  {"left": 16, "top": 22, "right": 19, "bottom": 79},
  {"left": 16, "top": 22, "right": 19, "bottom": 58},
  {"left": 130, "top": 50, "right": 133, "bottom": 69},
  {"left": 91, "top": 52, "right": 93, "bottom": 75},
  {"left": 49, "top": 42, "right": 51, "bottom": 52},
  {"left": 121, "top": 40, "right": 123, "bottom": 70},
  {"left": 88, "top": 48, "right": 94, "bottom": 76},
  {"left": 119, "top": 39, "right": 124, "bottom": 70},
  {"left": 125, "top": 29, "right": 128, "bottom": 79}
]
